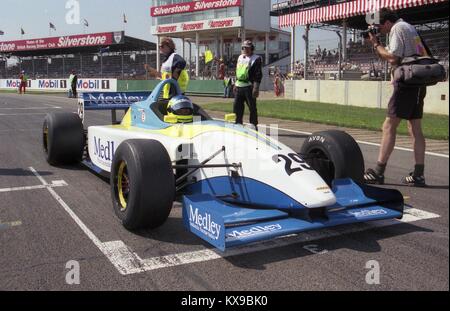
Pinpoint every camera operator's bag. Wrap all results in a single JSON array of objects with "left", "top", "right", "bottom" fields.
[
  {"left": 393, "top": 35, "right": 446, "bottom": 87},
  {"left": 393, "top": 56, "right": 446, "bottom": 87}
]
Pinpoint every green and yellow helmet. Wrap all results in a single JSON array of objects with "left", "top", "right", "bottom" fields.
[{"left": 167, "top": 95, "right": 194, "bottom": 123}]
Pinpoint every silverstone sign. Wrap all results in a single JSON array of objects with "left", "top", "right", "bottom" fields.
[
  {"left": 0, "top": 79, "right": 117, "bottom": 92},
  {"left": 152, "top": 16, "right": 242, "bottom": 34},
  {"left": 0, "top": 32, "right": 124, "bottom": 53},
  {"left": 151, "top": 0, "right": 241, "bottom": 17}
]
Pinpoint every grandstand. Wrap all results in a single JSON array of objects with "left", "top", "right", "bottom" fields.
[
  {"left": 271, "top": 0, "right": 449, "bottom": 81},
  {"left": 0, "top": 31, "right": 156, "bottom": 80}
]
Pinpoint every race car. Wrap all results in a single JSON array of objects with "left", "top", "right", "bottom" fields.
[{"left": 42, "top": 79, "right": 404, "bottom": 251}]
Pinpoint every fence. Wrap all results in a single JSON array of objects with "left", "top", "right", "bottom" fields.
[{"left": 276, "top": 20, "right": 449, "bottom": 82}]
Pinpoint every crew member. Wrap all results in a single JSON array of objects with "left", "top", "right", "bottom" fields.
[
  {"left": 233, "top": 40, "right": 262, "bottom": 129},
  {"left": 145, "top": 37, "right": 189, "bottom": 99},
  {"left": 68, "top": 70, "right": 78, "bottom": 98},
  {"left": 19, "top": 70, "right": 27, "bottom": 94}
]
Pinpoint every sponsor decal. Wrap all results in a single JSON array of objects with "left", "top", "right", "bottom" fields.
[
  {"left": 0, "top": 42, "right": 16, "bottom": 52},
  {"left": 141, "top": 111, "right": 146, "bottom": 123},
  {"left": 189, "top": 205, "right": 221, "bottom": 240},
  {"left": 0, "top": 32, "right": 116, "bottom": 52},
  {"left": 209, "top": 19, "right": 234, "bottom": 28},
  {"left": 308, "top": 135, "right": 326, "bottom": 144},
  {"left": 87, "top": 93, "right": 147, "bottom": 106},
  {"left": 157, "top": 25, "right": 178, "bottom": 33},
  {"left": 151, "top": 0, "right": 240, "bottom": 17},
  {"left": 347, "top": 209, "right": 388, "bottom": 218},
  {"left": 93, "top": 136, "right": 115, "bottom": 164},
  {"left": 181, "top": 22, "right": 204, "bottom": 31},
  {"left": 154, "top": 17, "right": 241, "bottom": 34},
  {"left": 113, "top": 32, "right": 123, "bottom": 44},
  {"left": 227, "top": 224, "right": 283, "bottom": 240}
]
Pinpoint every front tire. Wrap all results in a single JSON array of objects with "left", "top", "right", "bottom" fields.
[
  {"left": 110, "top": 139, "right": 175, "bottom": 230},
  {"left": 300, "top": 130, "right": 365, "bottom": 185}
]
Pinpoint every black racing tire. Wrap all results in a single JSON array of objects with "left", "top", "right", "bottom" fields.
[
  {"left": 300, "top": 130, "right": 365, "bottom": 186},
  {"left": 43, "top": 112, "right": 84, "bottom": 165},
  {"left": 110, "top": 139, "right": 175, "bottom": 230}
]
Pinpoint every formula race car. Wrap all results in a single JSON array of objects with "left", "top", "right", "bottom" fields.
[{"left": 42, "top": 79, "right": 404, "bottom": 251}]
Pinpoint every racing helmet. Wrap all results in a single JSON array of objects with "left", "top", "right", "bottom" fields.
[{"left": 167, "top": 95, "right": 194, "bottom": 123}]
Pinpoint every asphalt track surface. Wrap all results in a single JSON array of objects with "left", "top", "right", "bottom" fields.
[{"left": 0, "top": 93, "right": 448, "bottom": 291}]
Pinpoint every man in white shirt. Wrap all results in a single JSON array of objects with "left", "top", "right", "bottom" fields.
[{"left": 364, "top": 8, "right": 428, "bottom": 187}]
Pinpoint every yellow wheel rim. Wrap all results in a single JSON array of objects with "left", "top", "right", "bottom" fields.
[{"left": 117, "top": 161, "right": 129, "bottom": 211}]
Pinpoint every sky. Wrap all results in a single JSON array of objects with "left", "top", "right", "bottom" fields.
[{"left": 0, "top": 0, "right": 340, "bottom": 61}]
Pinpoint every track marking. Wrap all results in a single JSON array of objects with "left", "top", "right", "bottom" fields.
[
  {"left": 0, "top": 107, "right": 61, "bottom": 110},
  {"left": 0, "top": 113, "right": 47, "bottom": 116},
  {"left": 272, "top": 126, "right": 449, "bottom": 159},
  {"left": 0, "top": 180, "right": 68, "bottom": 193},
  {"left": 0, "top": 220, "right": 22, "bottom": 230},
  {"left": 29, "top": 166, "right": 441, "bottom": 275}
]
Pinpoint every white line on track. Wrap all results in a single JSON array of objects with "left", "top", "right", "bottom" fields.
[
  {"left": 212, "top": 119, "right": 449, "bottom": 158},
  {"left": 0, "top": 180, "right": 67, "bottom": 193},
  {"left": 0, "top": 107, "right": 61, "bottom": 110},
  {"left": 0, "top": 113, "right": 47, "bottom": 116},
  {"left": 269, "top": 125, "right": 449, "bottom": 159},
  {"left": 29, "top": 167, "right": 441, "bottom": 275}
]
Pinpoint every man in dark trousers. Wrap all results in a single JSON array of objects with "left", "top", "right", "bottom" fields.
[
  {"left": 233, "top": 40, "right": 262, "bottom": 130},
  {"left": 364, "top": 9, "right": 429, "bottom": 187},
  {"left": 69, "top": 70, "right": 78, "bottom": 98}
]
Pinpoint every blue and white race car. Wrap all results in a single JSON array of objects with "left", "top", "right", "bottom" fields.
[{"left": 42, "top": 79, "right": 404, "bottom": 251}]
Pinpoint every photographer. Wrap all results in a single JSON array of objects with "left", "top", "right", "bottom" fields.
[{"left": 363, "top": 8, "right": 428, "bottom": 187}]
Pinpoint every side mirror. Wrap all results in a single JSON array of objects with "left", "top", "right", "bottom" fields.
[
  {"left": 224, "top": 113, "right": 236, "bottom": 123},
  {"left": 164, "top": 115, "right": 178, "bottom": 124}
]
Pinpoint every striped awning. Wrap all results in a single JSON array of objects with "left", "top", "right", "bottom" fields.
[{"left": 279, "top": 0, "right": 448, "bottom": 28}]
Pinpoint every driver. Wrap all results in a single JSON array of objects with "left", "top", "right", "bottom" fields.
[{"left": 166, "top": 95, "right": 194, "bottom": 123}]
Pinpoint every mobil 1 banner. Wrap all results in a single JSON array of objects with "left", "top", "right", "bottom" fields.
[{"left": 0, "top": 78, "right": 117, "bottom": 92}]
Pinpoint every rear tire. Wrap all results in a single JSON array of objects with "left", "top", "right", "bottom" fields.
[
  {"left": 300, "top": 130, "right": 365, "bottom": 185},
  {"left": 43, "top": 112, "right": 84, "bottom": 165},
  {"left": 110, "top": 139, "right": 175, "bottom": 230}
]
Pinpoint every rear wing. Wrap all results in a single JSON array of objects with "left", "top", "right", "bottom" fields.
[{"left": 77, "top": 92, "right": 151, "bottom": 124}]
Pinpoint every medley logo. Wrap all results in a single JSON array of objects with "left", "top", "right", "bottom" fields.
[
  {"left": 93, "top": 136, "right": 115, "bottom": 163},
  {"left": 87, "top": 93, "right": 148, "bottom": 105},
  {"left": 189, "top": 205, "right": 221, "bottom": 240},
  {"left": 227, "top": 224, "right": 282, "bottom": 240},
  {"left": 347, "top": 209, "right": 388, "bottom": 218}
]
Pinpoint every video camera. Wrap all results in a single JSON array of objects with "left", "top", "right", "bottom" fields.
[{"left": 361, "top": 25, "right": 380, "bottom": 39}]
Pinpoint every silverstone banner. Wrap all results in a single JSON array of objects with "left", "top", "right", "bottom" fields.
[
  {"left": 151, "top": 0, "right": 241, "bottom": 17},
  {"left": 0, "top": 31, "right": 124, "bottom": 53},
  {"left": 0, "top": 79, "right": 117, "bottom": 92},
  {"left": 152, "top": 16, "right": 242, "bottom": 34}
]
